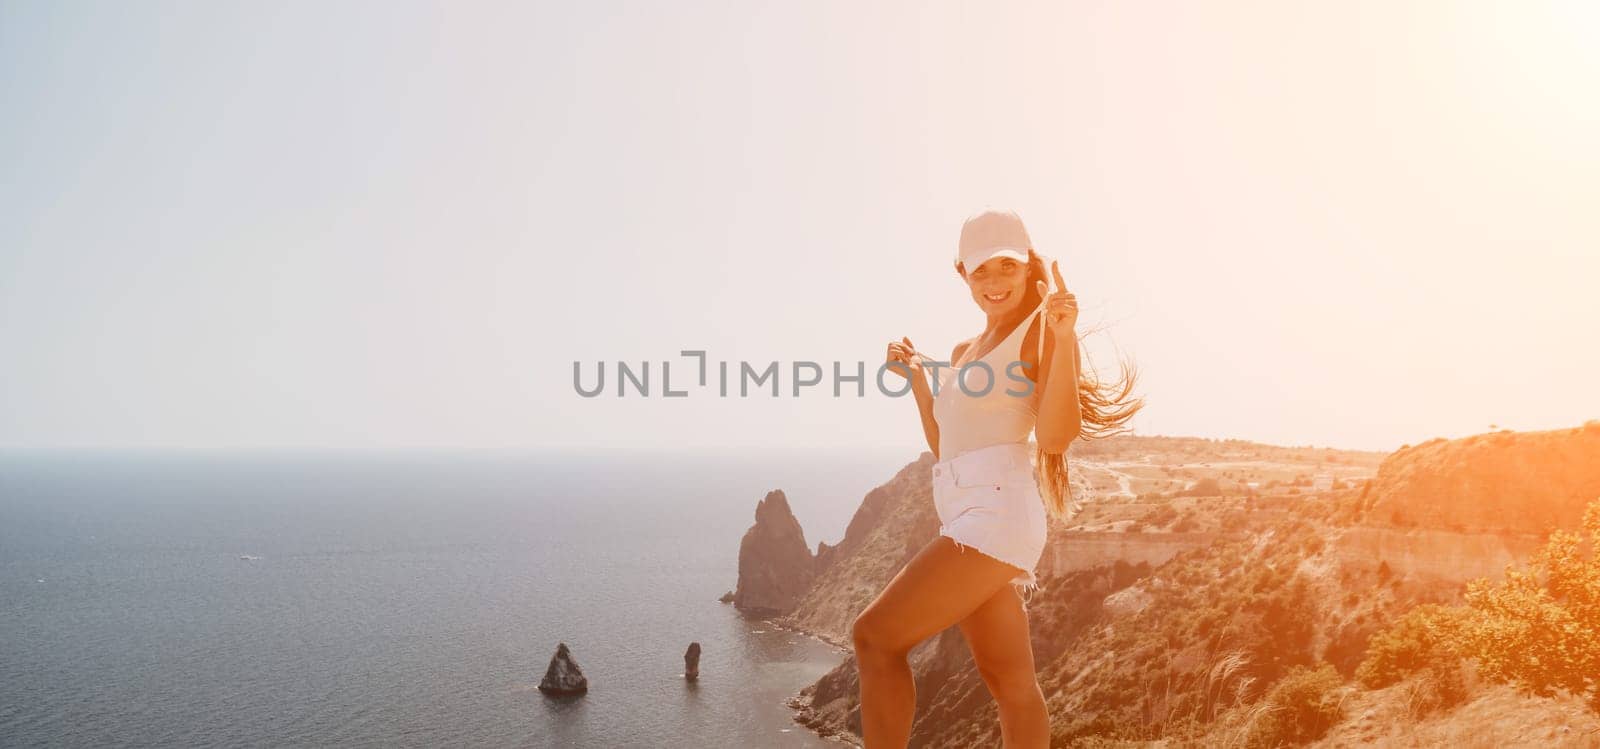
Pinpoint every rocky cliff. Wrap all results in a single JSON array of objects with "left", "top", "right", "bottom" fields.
[
  {"left": 1041, "top": 530, "right": 1219, "bottom": 577},
  {"left": 775, "top": 452, "right": 939, "bottom": 646},
  {"left": 1359, "top": 421, "right": 1600, "bottom": 534},
  {"left": 789, "top": 562, "right": 1150, "bottom": 747},
  {"left": 761, "top": 450, "right": 1159, "bottom": 745},
  {"left": 1328, "top": 422, "right": 1600, "bottom": 585},
  {"left": 1332, "top": 526, "right": 1546, "bottom": 583},
  {"left": 774, "top": 427, "right": 1600, "bottom": 745},
  {"left": 731, "top": 489, "right": 817, "bottom": 617},
  {"left": 769, "top": 451, "right": 1221, "bottom": 648}
]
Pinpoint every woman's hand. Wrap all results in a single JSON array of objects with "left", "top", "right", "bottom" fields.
[
  {"left": 885, "top": 336, "right": 924, "bottom": 380},
  {"left": 1034, "top": 260, "right": 1079, "bottom": 343}
]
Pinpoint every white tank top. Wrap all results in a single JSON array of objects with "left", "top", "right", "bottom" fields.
[{"left": 932, "top": 299, "right": 1047, "bottom": 460}]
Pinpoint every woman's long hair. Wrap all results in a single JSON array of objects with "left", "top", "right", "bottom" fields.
[{"left": 957, "top": 250, "right": 1144, "bottom": 522}]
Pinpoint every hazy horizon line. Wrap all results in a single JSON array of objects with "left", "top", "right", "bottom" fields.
[{"left": 0, "top": 431, "right": 1427, "bottom": 456}]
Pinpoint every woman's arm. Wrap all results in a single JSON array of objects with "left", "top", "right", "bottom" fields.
[
  {"left": 1034, "top": 332, "right": 1083, "bottom": 453},
  {"left": 887, "top": 337, "right": 949, "bottom": 459},
  {"left": 1034, "top": 262, "right": 1084, "bottom": 453}
]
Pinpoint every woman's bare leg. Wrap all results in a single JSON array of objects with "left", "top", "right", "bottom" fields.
[
  {"left": 959, "top": 584, "right": 1049, "bottom": 747},
  {"left": 850, "top": 535, "right": 1027, "bottom": 748}
]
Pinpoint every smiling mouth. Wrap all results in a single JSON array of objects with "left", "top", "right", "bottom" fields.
[{"left": 983, "top": 291, "right": 1011, "bottom": 303}]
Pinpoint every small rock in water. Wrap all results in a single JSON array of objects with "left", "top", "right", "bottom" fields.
[
  {"left": 538, "top": 642, "right": 589, "bottom": 695},
  {"left": 684, "top": 641, "right": 701, "bottom": 681}
]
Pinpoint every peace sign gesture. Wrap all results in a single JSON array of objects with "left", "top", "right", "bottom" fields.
[{"left": 1034, "top": 260, "right": 1078, "bottom": 343}]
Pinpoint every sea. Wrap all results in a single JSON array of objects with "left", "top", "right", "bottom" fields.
[{"left": 0, "top": 447, "right": 912, "bottom": 748}]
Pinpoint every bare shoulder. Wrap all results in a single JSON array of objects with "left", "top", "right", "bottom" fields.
[{"left": 950, "top": 337, "right": 974, "bottom": 363}]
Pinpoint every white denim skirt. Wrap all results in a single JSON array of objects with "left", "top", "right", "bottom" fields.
[{"left": 930, "top": 441, "right": 1049, "bottom": 604}]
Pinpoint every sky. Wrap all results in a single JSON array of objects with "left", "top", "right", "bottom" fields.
[{"left": 1, "top": 0, "right": 1597, "bottom": 453}]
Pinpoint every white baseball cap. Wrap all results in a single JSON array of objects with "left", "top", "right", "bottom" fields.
[{"left": 956, "top": 208, "right": 1033, "bottom": 274}]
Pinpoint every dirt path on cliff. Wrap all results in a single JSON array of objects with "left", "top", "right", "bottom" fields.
[{"left": 1073, "top": 460, "right": 1138, "bottom": 500}]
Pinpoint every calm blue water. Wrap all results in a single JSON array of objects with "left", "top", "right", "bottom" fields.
[{"left": 0, "top": 448, "right": 908, "bottom": 748}]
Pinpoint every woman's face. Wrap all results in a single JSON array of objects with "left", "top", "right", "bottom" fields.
[{"left": 963, "top": 256, "right": 1030, "bottom": 315}]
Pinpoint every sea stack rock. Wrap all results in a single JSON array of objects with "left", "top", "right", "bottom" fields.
[
  {"left": 732, "top": 489, "right": 817, "bottom": 617},
  {"left": 538, "top": 642, "right": 588, "bottom": 695},
  {"left": 684, "top": 642, "right": 701, "bottom": 681}
]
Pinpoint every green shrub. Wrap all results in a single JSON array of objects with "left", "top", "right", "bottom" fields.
[
  {"left": 1457, "top": 497, "right": 1600, "bottom": 710},
  {"left": 1355, "top": 497, "right": 1600, "bottom": 713},
  {"left": 1355, "top": 603, "right": 1465, "bottom": 689},
  {"left": 1246, "top": 664, "right": 1346, "bottom": 747},
  {"left": 1354, "top": 603, "right": 1471, "bottom": 717}
]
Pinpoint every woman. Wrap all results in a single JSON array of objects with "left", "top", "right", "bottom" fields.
[{"left": 855, "top": 208, "right": 1142, "bottom": 748}]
